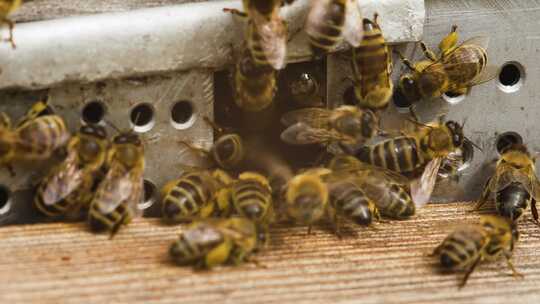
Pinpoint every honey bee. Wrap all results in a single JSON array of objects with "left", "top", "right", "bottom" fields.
[
  {"left": 88, "top": 131, "right": 144, "bottom": 238},
  {"left": 227, "top": 172, "right": 274, "bottom": 226},
  {"left": 34, "top": 125, "right": 109, "bottom": 218},
  {"left": 396, "top": 25, "right": 498, "bottom": 105},
  {"left": 305, "top": 0, "right": 363, "bottom": 56},
  {"left": 224, "top": 0, "right": 287, "bottom": 70},
  {"left": 432, "top": 215, "right": 522, "bottom": 288},
  {"left": 285, "top": 168, "right": 331, "bottom": 233},
  {"left": 161, "top": 169, "right": 233, "bottom": 223},
  {"left": 280, "top": 106, "right": 379, "bottom": 147},
  {"left": 0, "top": 0, "right": 21, "bottom": 48},
  {"left": 169, "top": 217, "right": 266, "bottom": 268},
  {"left": 351, "top": 13, "right": 393, "bottom": 111},
  {"left": 475, "top": 144, "right": 540, "bottom": 223},
  {"left": 232, "top": 49, "right": 278, "bottom": 112},
  {"left": 0, "top": 101, "right": 70, "bottom": 172}
]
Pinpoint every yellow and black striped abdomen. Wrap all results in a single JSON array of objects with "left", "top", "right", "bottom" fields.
[
  {"left": 34, "top": 177, "right": 92, "bottom": 218},
  {"left": 306, "top": 0, "right": 346, "bottom": 55},
  {"left": 355, "top": 137, "right": 425, "bottom": 173},
  {"left": 234, "top": 54, "right": 277, "bottom": 112},
  {"left": 438, "top": 227, "right": 487, "bottom": 270},
  {"left": 88, "top": 202, "right": 132, "bottom": 233},
  {"left": 161, "top": 173, "right": 215, "bottom": 222},
  {"left": 444, "top": 45, "right": 488, "bottom": 86},
  {"left": 232, "top": 179, "right": 272, "bottom": 223},
  {"left": 212, "top": 134, "right": 244, "bottom": 170},
  {"left": 330, "top": 181, "right": 377, "bottom": 226},
  {"left": 247, "top": 21, "right": 269, "bottom": 68},
  {"left": 375, "top": 183, "right": 415, "bottom": 219},
  {"left": 15, "top": 115, "right": 68, "bottom": 159}
]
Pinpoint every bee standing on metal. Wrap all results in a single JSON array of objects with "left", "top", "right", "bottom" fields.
[
  {"left": 280, "top": 105, "right": 379, "bottom": 147},
  {"left": 432, "top": 215, "right": 522, "bottom": 288},
  {"left": 0, "top": 0, "right": 21, "bottom": 48},
  {"left": 396, "top": 25, "right": 498, "bottom": 106},
  {"left": 34, "top": 125, "right": 109, "bottom": 218},
  {"left": 161, "top": 168, "right": 233, "bottom": 223},
  {"left": 351, "top": 13, "right": 393, "bottom": 111},
  {"left": 305, "top": 0, "right": 363, "bottom": 56},
  {"left": 88, "top": 131, "right": 145, "bottom": 238},
  {"left": 0, "top": 100, "right": 70, "bottom": 174},
  {"left": 170, "top": 217, "right": 266, "bottom": 269},
  {"left": 224, "top": 0, "right": 287, "bottom": 70},
  {"left": 475, "top": 143, "right": 540, "bottom": 224}
]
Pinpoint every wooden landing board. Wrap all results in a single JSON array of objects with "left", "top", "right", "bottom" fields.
[{"left": 1, "top": 202, "right": 540, "bottom": 303}]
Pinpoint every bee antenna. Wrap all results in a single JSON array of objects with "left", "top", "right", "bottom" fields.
[
  {"left": 203, "top": 116, "right": 224, "bottom": 134},
  {"left": 104, "top": 119, "right": 121, "bottom": 134},
  {"left": 406, "top": 118, "right": 433, "bottom": 129},
  {"left": 465, "top": 137, "right": 482, "bottom": 152}
]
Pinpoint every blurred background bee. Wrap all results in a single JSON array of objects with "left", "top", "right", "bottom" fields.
[
  {"left": 0, "top": 0, "right": 21, "bottom": 48},
  {"left": 432, "top": 215, "right": 522, "bottom": 288},
  {"left": 224, "top": 0, "right": 287, "bottom": 70},
  {"left": 280, "top": 105, "right": 379, "bottom": 149},
  {"left": 305, "top": 0, "right": 363, "bottom": 56},
  {"left": 0, "top": 100, "right": 70, "bottom": 175},
  {"left": 34, "top": 125, "right": 109, "bottom": 219},
  {"left": 285, "top": 167, "right": 330, "bottom": 234},
  {"left": 475, "top": 143, "right": 540, "bottom": 224},
  {"left": 396, "top": 25, "right": 498, "bottom": 106},
  {"left": 161, "top": 168, "right": 233, "bottom": 223},
  {"left": 88, "top": 131, "right": 145, "bottom": 238},
  {"left": 170, "top": 217, "right": 265, "bottom": 269},
  {"left": 350, "top": 13, "right": 393, "bottom": 111}
]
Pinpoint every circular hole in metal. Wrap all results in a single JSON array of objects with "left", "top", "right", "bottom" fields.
[
  {"left": 342, "top": 85, "right": 358, "bottom": 106},
  {"left": 496, "top": 131, "right": 523, "bottom": 154},
  {"left": 0, "top": 185, "right": 12, "bottom": 215},
  {"left": 139, "top": 180, "right": 157, "bottom": 211},
  {"left": 442, "top": 91, "right": 466, "bottom": 104},
  {"left": 497, "top": 62, "right": 525, "bottom": 93},
  {"left": 130, "top": 103, "right": 155, "bottom": 133},
  {"left": 82, "top": 100, "right": 106, "bottom": 124},
  {"left": 170, "top": 100, "right": 195, "bottom": 130},
  {"left": 392, "top": 88, "right": 412, "bottom": 109}
]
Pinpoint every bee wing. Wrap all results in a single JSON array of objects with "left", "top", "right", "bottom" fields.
[
  {"left": 280, "top": 107, "right": 331, "bottom": 128},
  {"left": 487, "top": 163, "right": 524, "bottom": 193},
  {"left": 250, "top": 9, "right": 287, "bottom": 70},
  {"left": 305, "top": 0, "right": 332, "bottom": 38},
  {"left": 281, "top": 122, "right": 345, "bottom": 145},
  {"left": 39, "top": 151, "right": 86, "bottom": 206},
  {"left": 411, "top": 157, "right": 443, "bottom": 208},
  {"left": 469, "top": 65, "right": 499, "bottom": 86},
  {"left": 458, "top": 36, "right": 490, "bottom": 51},
  {"left": 342, "top": 0, "right": 363, "bottom": 47}
]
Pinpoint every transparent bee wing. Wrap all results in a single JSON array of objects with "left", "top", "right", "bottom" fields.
[
  {"left": 411, "top": 157, "right": 442, "bottom": 208},
  {"left": 342, "top": 0, "right": 363, "bottom": 47},
  {"left": 459, "top": 36, "right": 490, "bottom": 50},
  {"left": 469, "top": 65, "right": 499, "bottom": 86},
  {"left": 250, "top": 12, "right": 287, "bottom": 70},
  {"left": 280, "top": 107, "right": 331, "bottom": 128},
  {"left": 487, "top": 164, "right": 522, "bottom": 193},
  {"left": 281, "top": 122, "right": 344, "bottom": 145},
  {"left": 39, "top": 151, "right": 86, "bottom": 206}
]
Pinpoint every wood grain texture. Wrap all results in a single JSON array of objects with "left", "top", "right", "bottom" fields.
[{"left": 1, "top": 202, "right": 540, "bottom": 304}]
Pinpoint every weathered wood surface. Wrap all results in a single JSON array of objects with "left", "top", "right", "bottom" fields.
[{"left": 1, "top": 202, "right": 540, "bottom": 304}]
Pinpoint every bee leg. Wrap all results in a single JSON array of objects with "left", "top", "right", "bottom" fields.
[
  {"left": 419, "top": 41, "right": 438, "bottom": 62},
  {"left": 0, "top": 112, "right": 11, "bottom": 128},
  {"left": 247, "top": 257, "right": 268, "bottom": 269},
  {"left": 428, "top": 243, "right": 442, "bottom": 257},
  {"left": 108, "top": 213, "right": 128, "bottom": 240},
  {"left": 504, "top": 252, "right": 524, "bottom": 279},
  {"left": 178, "top": 141, "right": 210, "bottom": 158},
  {"left": 223, "top": 8, "right": 248, "bottom": 19},
  {"left": 307, "top": 225, "right": 312, "bottom": 235},
  {"left": 1, "top": 18, "right": 16, "bottom": 49},
  {"left": 409, "top": 105, "right": 420, "bottom": 122},
  {"left": 394, "top": 50, "right": 418, "bottom": 72},
  {"left": 4, "top": 164, "right": 15, "bottom": 177},
  {"left": 531, "top": 198, "right": 539, "bottom": 225},
  {"left": 472, "top": 177, "right": 492, "bottom": 212},
  {"left": 459, "top": 256, "right": 481, "bottom": 289}
]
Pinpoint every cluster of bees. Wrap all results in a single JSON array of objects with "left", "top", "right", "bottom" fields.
[{"left": 1, "top": 0, "right": 538, "bottom": 288}]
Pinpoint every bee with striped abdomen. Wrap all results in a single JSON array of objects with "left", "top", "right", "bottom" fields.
[
  {"left": 88, "top": 131, "right": 144, "bottom": 238},
  {"left": 475, "top": 143, "right": 540, "bottom": 224},
  {"left": 280, "top": 105, "right": 379, "bottom": 148},
  {"left": 396, "top": 25, "right": 498, "bottom": 106},
  {"left": 0, "top": 101, "right": 70, "bottom": 173},
  {"left": 432, "top": 215, "right": 522, "bottom": 288},
  {"left": 305, "top": 0, "right": 363, "bottom": 56},
  {"left": 227, "top": 172, "right": 274, "bottom": 226},
  {"left": 34, "top": 125, "right": 109, "bottom": 218},
  {"left": 170, "top": 217, "right": 265, "bottom": 269},
  {"left": 224, "top": 0, "right": 287, "bottom": 70},
  {"left": 161, "top": 169, "right": 233, "bottom": 223},
  {"left": 351, "top": 13, "right": 393, "bottom": 111},
  {"left": 0, "top": 0, "right": 21, "bottom": 48}
]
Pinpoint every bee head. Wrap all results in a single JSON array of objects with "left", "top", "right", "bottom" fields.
[
  {"left": 445, "top": 120, "right": 464, "bottom": 148},
  {"left": 113, "top": 132, "right": 142, "bottom": 146},
  {"left": 80, "top": 124, "right": 107, "bottom": 139},
  {"left": 78, "top": 125, "right": 108, "bottom": 162},
  {"left": 396, "top": 75, "right": 421, "bottom": 106}
]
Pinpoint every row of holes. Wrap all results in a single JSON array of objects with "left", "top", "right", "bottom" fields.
[{"left": 82, "top": 100, "right": 195, "bottom": 133}]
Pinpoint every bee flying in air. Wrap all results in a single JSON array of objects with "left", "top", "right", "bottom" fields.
[
  {"left": 170, "top": 217, "right": 267, "bottom": 269},
  {"left": 224, "top": 0, "right": 287, "bottom": 70},
  {"left": 34, "top": 125, "right": 109, "bottom": 219},
  {"left": 161, "top": 168, "right": 233, "bottom": 223},
  {"left": 351, "top": 13, "right": 393, "bottom": 111},
  {"left": 305, "top": 0, "right": 363, "bottom": 56},
  {"left": 88, "top": 130, "right": 145, "bottom": 238},
  {"left": 475, "top": 143, "right": 540, "bottom": 224},
  {"left": 396, "top": 25, "right": 498, "bottom": 106},
  {"left": 0, "top": 0, "right": 21, "bottom": 48},
  {"left": 280, "top": 105, "right": 379, "bottom": 148},
  {"left": 432, "top": 215, "right": 522, "bottom": 288}
]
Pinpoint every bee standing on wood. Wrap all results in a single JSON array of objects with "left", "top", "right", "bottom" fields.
[
  {"left": 305, "top": 0, "right": 363, "bottom": 56},
  {"left": 0, "top": 0, "right": 21, "bottom": 48},
  {"left": 225, "top": 172, "right": 274, "bottom": 226},
  {"left": 432, "top": 215, "right": 522, "bottom": 288},
  {"left": 34, "top": 125, "right": 108, "bottom": 218},
  {"left": 351, "top": 13, "right": 393, "bottom": 111},
  {"left": 475, "top": 143, "right": 540, "bottom": 224}
]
